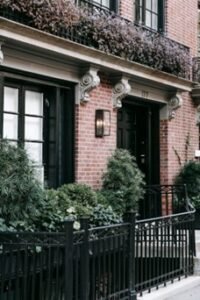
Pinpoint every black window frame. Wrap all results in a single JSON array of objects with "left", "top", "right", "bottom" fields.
[
  {"left": 135, "top": 0, "right": 164, "bottom": 32},
  {"left": 0, "top": 72, "right": 75, "bottom": 188}
]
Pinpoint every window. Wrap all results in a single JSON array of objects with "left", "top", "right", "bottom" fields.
[
  {"left": 76, "top": 0, "right": 118, "bottom": 12},
  {"left": 0, "top": 78, "right": 74, "bottom": 188},
  {"left": 135, "top": 0, "right": 164, "bottom": 32}
]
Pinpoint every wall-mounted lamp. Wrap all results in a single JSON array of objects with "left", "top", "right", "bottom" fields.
[{"left": 95, "top": 109, "right": 111, "bottom": 137}]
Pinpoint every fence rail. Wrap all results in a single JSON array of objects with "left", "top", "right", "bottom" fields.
[{"left": 0, "top": 210, "right": 195, "bottom": 299}]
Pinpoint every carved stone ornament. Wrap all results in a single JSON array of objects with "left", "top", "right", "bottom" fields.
[
  {"left": 196, "top": 105, "right": 200, "bottom": 125},
  {"left": 112, "top": 77, "right": 131, "bottom": 108},
  {"left": 0, "top": 42, "right": 4, "bottom": 65},
  {"left": 168, "top": 93, "right": 183, "bottom": 120},
  {"left": 79, "top": 68, "right": 100, "bottom": 104}
]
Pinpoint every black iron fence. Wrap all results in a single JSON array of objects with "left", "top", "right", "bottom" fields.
[
  {"left": 140, "top": 184, "right": 190, "bottom": 220},
  {"left": 0, "top": 210, "right": 195, "bottom": 299}
]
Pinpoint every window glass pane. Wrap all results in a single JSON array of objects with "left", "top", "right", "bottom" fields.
[
  {"left": 152, "top": 14, "right": 158, "bottom": 30},
  {"left": 25, "top": 116, "right": 43, "bottom": 141},
  {"left": 139, "top": 7, "right": 143, "bottom": 22},
  {"left": 25, "top": 142, "right": 43, "bottom": 164},
  {"left": 102, "top": 0, "right": 109, "bottom": 7},
  {"left": 25, "top": 90, "right": 43, "bottom": 116},
  {"left": 4, "top": 87, "right": 18, "bottom": 112},
  {"left": 152, "top": 0, "right": 158, "bottom": 13},
  {"left": 145, "top": 11, "right": 151, "bottom": 27},
  {"left": 146, "top": 0, "right": 151, "bottom": 10},
  {"left": 93, "top": 0, "right": 110, "bottom": 8},
  {"left": 3, "top": 113, "right": 18, "bottom": 139}
]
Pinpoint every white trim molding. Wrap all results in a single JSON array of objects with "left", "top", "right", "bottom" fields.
[{"left": 112, "top": 77, "right": 131, "bottom": 108}]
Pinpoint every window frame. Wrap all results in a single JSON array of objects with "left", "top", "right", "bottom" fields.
[
  {"left": 77, "top": 0, "right": 118, "bottom": 13},
  {"left": 135, "top": 0, "right": 164, "bottom": 32},
  {"left": 0, "top": 72, "right": 75, "bottom": 188}
]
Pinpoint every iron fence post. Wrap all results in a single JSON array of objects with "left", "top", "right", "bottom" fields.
[
  {"left": 80, "top": 217, "right": 90, "bottom": 300},
  {"left": 64, "top": 218, "right": 74, "bottom": 300},
  {"left": 125, "top": 212, "right": 137, "bottom": 300}
]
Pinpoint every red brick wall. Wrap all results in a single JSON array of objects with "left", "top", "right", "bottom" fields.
[
  {"left": 75, "top": 73, "right": 117, "bottom": 189},
  {"left": 119, "top": 0, "right": 134, "bottom": 21},
  {"left": 165, "top": 0, "right": 198, "bottom": 56},
  {"left": 75, "top": 0, "right": 199, "bottom": 192},
  {"left": 160, "top": 0, "right": 199, "bottom": 188}
]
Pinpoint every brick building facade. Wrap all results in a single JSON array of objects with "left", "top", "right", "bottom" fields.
[{"left": 0, "top": 0, "right": 199, "bottom": 215}]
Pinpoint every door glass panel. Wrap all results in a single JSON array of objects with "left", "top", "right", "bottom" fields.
[
  {"left": 25, "top": 116, "right": 43, "bottom": 140},
  {"left": 3, "top": 114, "right": 18, "bottom": 139},
  {"left": 25, "top": 90, "right": 43, "bottom": 116},
  {"left": 4, "top": 87, "right": 18, "bottom": 112},
  {"left": 25, "top": 142, "right": 43, "bottom": 164}
]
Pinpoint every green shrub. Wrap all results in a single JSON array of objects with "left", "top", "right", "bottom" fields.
[
  {"left": 90, "top": 204, "right": 122, "bottom": 227},
  {"left": 175, "top": 161, "right": 200, "bottom": 209},
  {"left": 57, "top": 183, "right": 98, "bottom": 207},
  {"left": 102, "top": 149, "right": 145, "bottom": 214},
  {"left": 0, "top": 140, "right": 44, "bottom": 229}
]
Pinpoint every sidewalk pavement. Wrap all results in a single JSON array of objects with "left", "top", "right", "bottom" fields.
[{"left": 137, "top": 276, "right": 200, "bottom": 300}]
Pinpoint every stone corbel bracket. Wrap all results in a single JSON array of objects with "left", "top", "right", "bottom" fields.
[
  {"left": 79, "top": 67, "right": 100, "bottom": 104},
  {"left": 196, "top": 105, "right": 200, "bottom": 125},
  {"left": 112, "top": 77, "right": 131, "bottom": 109},
  {"left": 168, "top": 92, "right": 183, "bottom": 120}
]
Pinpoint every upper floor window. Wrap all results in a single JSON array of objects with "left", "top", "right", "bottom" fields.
[
  {"left": 135, "top": 0, "right": 164, "bottom": 32},
  {"left": 76, "top": 0, "right": 118, "bottom": 12}
]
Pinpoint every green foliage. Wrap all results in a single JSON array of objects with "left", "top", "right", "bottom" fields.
[
  {"left": 90, "top": 204, "right": 122, "bottom": 227},
  {"left": 0, "top": 0, "right": 191, "bottom": 79},
  {"left": 0, "top": 141, "right": 44, "bottom": 229},
  {"left": 175, "top": 161, "right": 200, "bottom": 209},
  {"left": 102, "top": 149, "right": 145, "bottom": 214},
  {"left": 0, "top": 0, "right": 80, "bottom": 32},
  {"left": 57, "top": 183, "right": 98, "bottom": 207}
]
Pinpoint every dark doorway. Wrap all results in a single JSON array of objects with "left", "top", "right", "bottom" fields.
[{"left": 117, "top": 99, "right": 160, "bottom": 217}]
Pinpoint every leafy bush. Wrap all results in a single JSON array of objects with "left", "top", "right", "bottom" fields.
[
  {"left": 78, "top": 13, "right": 191, "bottom": 78},
  {"left": 90, "top": 204, "right": 122, "bottom": 227},
  {"left": 102, "top": 149, "right": 145, "bottom": 214},
  {"left": 0, "top": 0, "right": 80, "bottom": 32},
  {"left": 0, "top": 141, "right": 44, "bottom": 229},
  {"left": 175, "top": 161, "right": 200, "bottom": 209},
  {"left": 0, "top": 0, "right": 191, "bottom": 78},
  {"left": 57, "top": 183, "right": 98, "bottom": 207}
]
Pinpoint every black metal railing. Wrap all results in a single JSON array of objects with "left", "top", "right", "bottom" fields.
[
  {"left": 139, "top": 184, "right": 190, "bottom": 220},
  {"left": 75, "top": 0, "right": 114, "bottom": 15},
  {"left": 0, "top": 2, "right": 190, "bottom": 75},
  {"left": 135, "top": 211, "right": 195, "bottom": 295},
  {"left": 0, "top": 207, "right": 195, "bottom": 299},
  {"left": 192, "top": 57, "right": 200, "bottom": 82}
]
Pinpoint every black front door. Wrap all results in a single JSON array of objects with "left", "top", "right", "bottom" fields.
[{"left": 117, "top": 100, "right": 160, "bottom": 217}]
